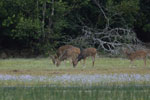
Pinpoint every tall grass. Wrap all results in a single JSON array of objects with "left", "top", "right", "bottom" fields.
[{"left": 0, "top": 85, "right": 150, "bottom": 100}]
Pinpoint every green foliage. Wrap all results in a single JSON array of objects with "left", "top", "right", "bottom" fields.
[
  {"left": 106, "top": 0, "right": 139, "bottom": 28},
  {"left": 143, "top": 24, "right": 150, "bottom": 32},
  {"left": 53, "top": 2, "right": 69, "bottom": 33},
  {"left": 12, "top": 18, "right": 42, "bottom": 40},
  {"left": 0, "top": 0, "right": 149, "bottom": 54},
  {"left": 138, "top": 0, "right": 150, "bottom": 32}
]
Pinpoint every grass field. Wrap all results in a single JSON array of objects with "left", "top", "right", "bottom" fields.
[
  {"left": 0, "top": 57, "right": 150, "bottom": 100},
  {"left": 0, "top": 85, "right": 150, "bottom": 100},
  {"left": 0, "top": 57, "right": 150, "bottom": 75}
]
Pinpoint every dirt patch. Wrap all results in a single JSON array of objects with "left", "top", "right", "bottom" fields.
[
  {"left": 12, "top": 70, "right": 19, "bottom": 72},
  {"left": 0, "top": 68, "right": 150, "bottom": 76}
]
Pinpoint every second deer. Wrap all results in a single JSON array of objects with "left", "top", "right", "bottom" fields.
[
  {"left": 124, "top": 48, "right": 147, "bottom": 67},
  {"left": 51, "top": 45, "right": 74, "bottom": 65},
  {"left": 55, "top": 46, "right": 81, "bottom": 67},
  {"left": 73, "top": 48, "right": 97, "bottom": 67}
]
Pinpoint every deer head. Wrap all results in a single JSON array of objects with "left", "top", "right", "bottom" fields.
[
  {"left": 55, "top": 58, "right": 61, "bottom": 67},
  {"left": 72, "top": 59, "right": 78, "bottom": 67},
  {"left": 51, "top": 55, "right": 58, "bottom": 65}
]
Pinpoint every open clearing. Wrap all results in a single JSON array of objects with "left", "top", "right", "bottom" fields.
[
  {"left": 0, "top": 57, "right": 150, "bottom": 86},
  {"left": 0, "top": 57, "right": 150, "bottom": 76},
  {"left": 0, "top": 57, "right": 150, "bottom": 100}
]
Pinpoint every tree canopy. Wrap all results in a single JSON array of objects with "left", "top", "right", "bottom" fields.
[{"left": 0, "top": 0, "right": 149, "bottom": 55}]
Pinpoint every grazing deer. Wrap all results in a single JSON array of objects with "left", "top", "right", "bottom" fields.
[
  {"left": 73, "top": 48, "right": 97, "bottom": 67},
  {"left": 123, "top": 48, "right": 147, "bottom": 67},
  {"left": 51, "top": 45, "right": 74, "bottom": 65},
  {"left": 55, "top": 47, "right": 80, "bottom": 67}
]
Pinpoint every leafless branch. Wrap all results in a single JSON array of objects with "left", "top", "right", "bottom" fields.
[
  {"left": 67, "top": 0, "right": 142, "bottom": 55},
  {"left": 82, "top": 26, "right": 141, "bottom": 54}
]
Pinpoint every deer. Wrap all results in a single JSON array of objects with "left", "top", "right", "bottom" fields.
[
  {"left": 123, "top": 48, "right": 148, "bottom": 67},
  {"left": 51, "top": 45, "right": 74, "bottom": 65},
  {"left": 73, "top": 48, "right": 97, "bottom": 67},
  {"left": 55, "top": 46, "right": 80, "bottom": 67}
]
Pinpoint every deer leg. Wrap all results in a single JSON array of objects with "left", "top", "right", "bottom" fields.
[
  {"left": 144, "top": 57, "right": 146, "bottom": 67},
  {"left": 72, "top": 58, "right": 76, "bottom": 68},
  {"left": 69, "top": 59, "right": 72, "bottom": 65},
  {"left": 80, "top": 60, "right": 82, "bottom": 64},
  {"left": 129, "top": 59, "right": 133, "bottom": 67},
  {"left": 130, "top": 60, "right": 132, "bottom": 65},
  {"left": 92, "top": 56, "right": 95, "bottom": 67},
  {"left": 51, "top": 56, "right": 56, "bottom": 65},
  {"left": 62, "top": 60, "right": 67, "bottom": 66},
  {"left": 64, "top": 60, "right": 67, "bottom": 65},
  {"left": 83, "top": 58, "right": 86, "bottom": 67}
]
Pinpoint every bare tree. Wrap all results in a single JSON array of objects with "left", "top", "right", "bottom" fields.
[
  {"left": 82, "top": 26, "right": 141, "bottom": 54},
  {"left": 66, "top": 36, "right": 92, "bottom": 49},
  {"left": 69, "top": 0, "right": 142, "bottom": 55}
]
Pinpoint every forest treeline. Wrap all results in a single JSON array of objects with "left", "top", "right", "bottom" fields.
[{"left": 0, "top": 0, "right": 150, "bottom": 56}]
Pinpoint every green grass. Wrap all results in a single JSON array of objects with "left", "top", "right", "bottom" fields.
[
  {"left": 0, "top": 57, "right": 150, "bottom": 75},
  {"left": 0, "top": 58, "right": 51, "bottom": 70},
  {"left": 0, "top": 85, "right": 150, "bottom": 100},
  {"left": 0, "top": 57, "right": 150, "bottom": 86},
  {"left": 0, "top": 58, "right": 150, "bottom": 99},
  {"left": 0, "top": 57, "right": 148, "bottom": 69}
]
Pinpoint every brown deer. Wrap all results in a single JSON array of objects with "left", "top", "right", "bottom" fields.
[
  {"left": 123, "top": 48, "right": 147, "bottom": 67},
  {"left": 55, "top": 47, "right": 80, "bottom": 67},
  {"left": 51, "top": 45, "right": 74, "bottom": 65},
  {"left": 73, "top": 48, "right": 97, "bottom": 67}
]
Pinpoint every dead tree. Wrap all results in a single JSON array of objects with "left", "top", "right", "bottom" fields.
[{"left": 68, "top": 0, "right": 142, "bottom": 55}]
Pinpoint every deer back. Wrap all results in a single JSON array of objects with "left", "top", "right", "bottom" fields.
[
  {"left": 132, "top": 50, "right": 147, "bottom": 58},
  {"left": 73, "top": 48, "right": 97, "bottom": 67},
  {"left": 78, "top": 48, "right": 97, "bottom": 61},
  {"left": 56, "top": 45, "right": 74, "bottom": 58},
  {"left": 59, "top": 47, "right": 80, "bottom": 61},
  {"left": 124, "top": 49, "right": 147, "bottom": 60},
  {"left": 56, "top": 47, "right": 80, "bottom": 66}
]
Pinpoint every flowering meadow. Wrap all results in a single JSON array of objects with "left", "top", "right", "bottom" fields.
[
  {"left": 0, "top": 74, "right": 150, "bottom": 86},
  {"left": 0, "top": 58, "right": 150, "bottom": 99}
]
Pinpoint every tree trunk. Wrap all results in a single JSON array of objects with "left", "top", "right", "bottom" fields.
[{"left": 42, "top": 2, "right": 46, "bottom": 39}]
